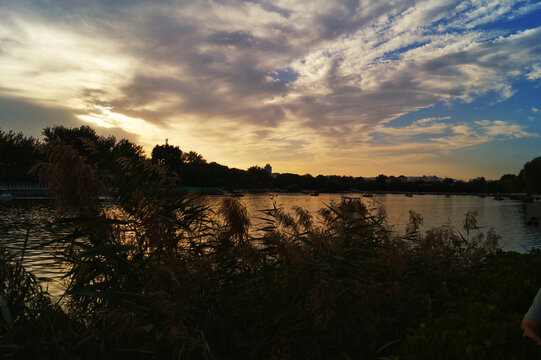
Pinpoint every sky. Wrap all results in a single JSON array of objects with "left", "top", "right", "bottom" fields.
[{"left": 0, "top": 0, "right": 540, "bottom": 180}]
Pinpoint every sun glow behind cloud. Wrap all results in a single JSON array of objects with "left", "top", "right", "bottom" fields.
[
  {"left": 78, "top": 106, "right": 146, "bottom": 130},
  {"left": 0, "top": 0, "right": 540, "bottom": 179},
  {"left": 0, "top": 16, "right": 133, "bottom": 109}
]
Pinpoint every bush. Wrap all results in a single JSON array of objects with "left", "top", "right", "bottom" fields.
[
  {"left": 0, "top": 246, "right": 73, "bottom": 358},
  {"left": 402, "top": 301, "right": 539, "bottom": 360},
  {"left": 466, "top": 250, "right": 541, "bottom": 312},
  {"left": 400, "top": 250, "right": 541, "bottom": 359}
]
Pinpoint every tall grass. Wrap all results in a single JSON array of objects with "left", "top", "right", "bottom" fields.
[{"left": 1, "top": 140, "right": 515, "bottom": 359}]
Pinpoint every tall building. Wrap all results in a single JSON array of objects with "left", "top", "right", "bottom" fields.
[{"left": 264, "top": 164, "right": 272, "bottom": 175}]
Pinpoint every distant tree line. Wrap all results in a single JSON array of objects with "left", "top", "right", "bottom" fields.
[
  {"left": 0, "top": 129, "right": 41, "bottom": 183},
  {"left": 1, "top": 125, "right": 540, "bottom": 194}
]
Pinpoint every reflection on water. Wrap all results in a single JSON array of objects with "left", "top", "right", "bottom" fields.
[
  {"left": 1, "top": 194, "right": 541, "bottom": 295},
  {"left": 204, "top": 193, "right": 541, "bottom": 252},
  {"left": 0, "top": 199, "right": 65, "bottom": 296},
  {"left": 374, "top": 194, "right": 541, "bottom": 252}
]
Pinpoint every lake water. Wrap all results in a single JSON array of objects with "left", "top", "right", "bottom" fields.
[
  {"left": 204, "top": 193, "right": 541, "bottom": 251},
  {"left": 1, "top": 193, "right": 540, "bottom": 296},
  {"left": 0, "top": 200, "right": 65, "bottom": 295}
]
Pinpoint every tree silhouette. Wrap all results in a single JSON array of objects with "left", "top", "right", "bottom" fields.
[
  {"left": 0, "top": 128, "right": 40, "bottom": 181},
  {"left": 42, "top": 125, "right": 116, "bottom": 160},
  {"left": 151, "top": 143, "right": 183, "bottom": 175},
  {"left": 518, "top": 157, "right": 541, "bottom": 194},
  {"left": 376, "top": 174, "right": 388, "bottom": 190},
  {"left": 183, "top": 151, "right": 206, "bottom": 165},
  {"left": 498, "top": 174, "right": 517, "bottom": 193},
  {"left": 248, "top": 165, "right": 272, "bottom": 186}
]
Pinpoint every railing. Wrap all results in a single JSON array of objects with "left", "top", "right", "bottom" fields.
[
  {"left": 0, "top": 183, "right": 48, "bottom": 190},
  {"left": 0, "top": 183, "right": 49, "bottom": 198}
]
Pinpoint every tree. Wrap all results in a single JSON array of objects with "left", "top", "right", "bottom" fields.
[
  {"left": 42, "top": 125, "right": 116, "bottom": 159},
  {"left": 518, "top": 157, "right": 541, "bottom": 194},
  {"left": 113, "top": 139, "right": 144, "bottom": 162},
  {"left": 41, "top": 126, "right": 119, "bottom": 187},
  {"left": 376, "top": 174, "right": 388, "bottom": 190},
  {"left": 468, "top": 177, "right": 486, "bottom": 193},
  {"left": 0, "top": 128, "right": 41, "bottom": 181},
  {"left": 498, "top": 174, "right": 517, "bottom": 193},
  {"left": 151, "top": 144, "right": 183, "bottom": 175},
  {"left": 443, "top": 178, "right": 454, "bottom": 185},
  {"left": 248, "top": 166, "right": 272, "bottom": 186},
  {"left": 183, "top": 151, "right": 206, "bottom": 165}
]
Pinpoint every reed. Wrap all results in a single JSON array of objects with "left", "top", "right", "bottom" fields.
[{"left": 1, "top": 139, "right": 533, "bottom": 359}]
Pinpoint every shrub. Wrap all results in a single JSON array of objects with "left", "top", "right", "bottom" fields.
[
  {"left": 402, "top": 302, "right": 539, "bottom": 360},
  {"left": 0, "top": 246, "right": 73, "bottom": 358},
  {"left": 400, "top": 250, "right": 541, "bottom": 359}
]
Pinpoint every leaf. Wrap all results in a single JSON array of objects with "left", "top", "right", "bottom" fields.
[
  {"left": 74, "top": 244, "right": 135, "bottom": 259},
  {"left": 0, "top": 294, "right": 14, "bottom": 333},
  {"left": 140, "top": 323, "right": 154, "bottom": 333}
]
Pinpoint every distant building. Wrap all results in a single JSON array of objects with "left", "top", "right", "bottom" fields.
[
  {"left": 407, "top": 175, "right": 443, "bottom": 182},
  {"left": 264, "top": 164, "right": 272, "bottom": 175}
]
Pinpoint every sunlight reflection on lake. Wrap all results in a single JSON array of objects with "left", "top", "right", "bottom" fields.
[
  {"left": 204, "top": 193, "right": 541, "bottom": 252},
  {"left": 1, "top": 193, "right": 540, "bottom": 296}
]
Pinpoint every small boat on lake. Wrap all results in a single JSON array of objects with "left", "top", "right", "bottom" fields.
[
  {"left": 0, "top": 192, "right": 13, "bottom": 200},
  {"left": 526, "top": 202, "right": 541, "bottom": 227}
]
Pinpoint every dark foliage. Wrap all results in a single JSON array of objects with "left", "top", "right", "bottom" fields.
[
  {"left": 0, "top": 129, "right": 41, "bottom": 182},
  {"left": 401, "top": 250, "right": 541, "bottom": 359}
]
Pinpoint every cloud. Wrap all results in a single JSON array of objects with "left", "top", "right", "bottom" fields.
[
  {"left": 414, "top": 116, "right": 452, "bottom": 125},
  {"left": 478, "top": 120, "right": 537, "bottom": 138},
  {"left": 371, "top": 121, "right": 449, "bottom": 137},
  {"left": 528, "top": 65, "right": 541, "bottom": 79},
  {"left": 353, "top": 119, "right": 538, "bottom": 162},
  {"left": 0, "top": 0, "right": 540, "bottom": 174},
  {"left": 0, "top": 96, "right": 80, "bottom": 136}
]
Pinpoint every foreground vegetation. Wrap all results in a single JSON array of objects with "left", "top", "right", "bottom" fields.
[{"left": 1, "top": 131, "right": 540, "bottom": 359}]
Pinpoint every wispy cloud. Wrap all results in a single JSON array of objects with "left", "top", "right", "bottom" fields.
[{"left": 367, "top": 119, "right": 537, "bottom": 157}]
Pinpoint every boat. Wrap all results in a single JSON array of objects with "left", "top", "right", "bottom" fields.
[
  {"left": 309, "top": 191, "right": 319, "bottom": 196},
  {"left": 362, "top": 193, "right": 374, "bottom": 198},
  {"left": 0, "top": 192, "right": 13, "bottom": 200},
  {"left": 526, "top": 202, "right": 541, "bottom": 227},
  {"left": 405, "top": 193, "right": 413, "bottom": 197}
]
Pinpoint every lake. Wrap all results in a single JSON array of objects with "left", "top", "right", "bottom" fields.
[{"left": 1, "top": 193, "right": 540, "bottom": 296}]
